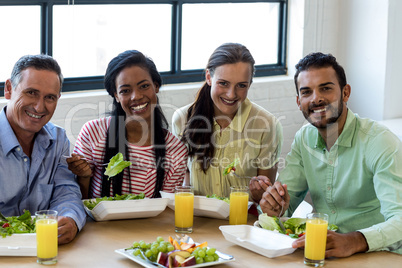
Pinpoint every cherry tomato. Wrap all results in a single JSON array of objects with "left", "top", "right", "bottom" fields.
[
  {"left": 298, "top": 232, "right": 305, "bottom": 237},
  {"left": 2, "top": 223, "right": 10, "bottom": 228}
]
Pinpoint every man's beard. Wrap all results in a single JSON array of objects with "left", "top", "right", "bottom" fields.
[{"left": 302, "top": 100, "right": 344, "bottom": 129}]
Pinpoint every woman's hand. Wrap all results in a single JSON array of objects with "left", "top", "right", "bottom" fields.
[
  {"left": 249, "top": 167, "right": 278, "bottom": 202},
  {"left": 249, "top": 175, "right": 272, "bottom": 202},
  {"left": 66, "top": 153, "right": 92, "bottom": 178},
  {"left": 66, "top": 153, "right": 93, "bottom": 199}
]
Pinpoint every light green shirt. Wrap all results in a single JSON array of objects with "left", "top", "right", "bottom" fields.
[
  {"left": 279, "top": 109, "right": 402, "bottom": 253},
  {"left": 172, "top": 98, "right": 283, "bottom": 197}
]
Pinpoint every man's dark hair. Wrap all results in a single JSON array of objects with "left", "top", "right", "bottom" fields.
[{"left": 294, "top": 52, "right": 347, "bottom": 95}]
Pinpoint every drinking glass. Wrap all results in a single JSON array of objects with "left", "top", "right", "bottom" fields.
[
  {"left": 175, "top": 186, "right": 194, "bottom": 233},
  {"left": 229, "top": 186, "right": 249, "bottom": 225},
  {"left": 304, "top": 213, "right": 328, "bottom": 267},
  {"left": 35, "top": 210, "right": 58, "bottom": 265}
]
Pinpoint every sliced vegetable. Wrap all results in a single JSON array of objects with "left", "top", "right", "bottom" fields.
[{"left": 223, "top": 158, "right": 240, "bottom": 175}]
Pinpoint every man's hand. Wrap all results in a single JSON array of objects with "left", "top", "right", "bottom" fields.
[
  {"left": 259, "top": 181, "right": 289, "bottom": 217},
  {"left": 249, "top": 175, "right": 272, "bottom": 202},
  {"left": 57, "top": 216, "right": 78, "bottom": 244},
  {"left": 292, "top": 230, "right": 369, "bottom": 258}
]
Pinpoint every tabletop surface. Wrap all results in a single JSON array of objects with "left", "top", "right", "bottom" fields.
[{"left": 1, "top": 208, "right": 401, "bottom": 268}]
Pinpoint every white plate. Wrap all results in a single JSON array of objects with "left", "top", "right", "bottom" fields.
[
  {"left": 115, "top": 248, "right": 235, "bottom": 268},
  {"left": 219, "top": 225, "right": 296, "bottom": 258},
  {"left": 160, "top": 191, "right": 253, "bottom": 220},
  {"left": 83, "top": 198, "right": 169, "bottom": 221},
  {"left": 0, "top": 233, "right": 36, "bottom": 256}
]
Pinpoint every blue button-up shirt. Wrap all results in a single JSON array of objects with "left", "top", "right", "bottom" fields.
[{"left": 0, "top": 107, "right": 86, "bottom": 230}]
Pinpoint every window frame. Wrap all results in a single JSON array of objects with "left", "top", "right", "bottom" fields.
[{"left": 0, "top": 0, "right": 288, "bottom": 93}]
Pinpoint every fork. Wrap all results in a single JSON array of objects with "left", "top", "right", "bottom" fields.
[
  {"left": 62, "top": 155, "right": 108, "bottom": 166},
  {"left": 83, "top": 159, "right": 108, "bottom": 166},
  {"left": 231, "top": 171, "right": 259, "bottom": 182}
]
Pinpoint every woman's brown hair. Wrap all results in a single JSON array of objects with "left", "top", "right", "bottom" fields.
[{"left": 181, "top": 43, "right": 255, "bottom": 172}]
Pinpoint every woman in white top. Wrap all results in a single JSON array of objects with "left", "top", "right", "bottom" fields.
[{"left": 67, "top": 50, "right": 188, "bottom": 199}]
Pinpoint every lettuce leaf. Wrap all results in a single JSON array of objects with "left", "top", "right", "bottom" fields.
[
  {"left": 206, "top": 194, "right": 230, "bottom": 204},
  {"left": 328, "top": 224, "right": 338, "bottom": 231},
  {"left": 104, "top": 153, "right": 132, "bottom": 179},
  {"left": 83, "top": 193, "right": 145, "bottom": 210},
  {"left": 1, "top": 210, "right": 36, "bottom": 238},
  {"left": 283, "top": 217, "right": 306, "bottom": 236},
  {"left": 258, "top": 213, "right": 282, "bottom": 233},
  {"left": 259, "top": 213, "right": 339, "bottom": 237}
]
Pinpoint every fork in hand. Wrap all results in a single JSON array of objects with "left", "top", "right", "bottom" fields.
[
  {"left": 62, "top": 155, "right": 108, "bottom": 166},
  {"left": 231, "top": 171, "right": 259, "bottom": 182}
]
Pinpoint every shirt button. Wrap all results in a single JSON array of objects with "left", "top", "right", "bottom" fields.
[
  {"left": 24, "top": 158, "right": 28, "bottom": 162},
  {"left": 327, "top": 186, "right": 331, "bottom": 191},
  {"left": 331, "top": 210, "right": 336, "bottom": 214},
  {"left": 328, "top": 160, "right": 333, "bottom": 165},
  {"left": 17, "top": 147, "right": 21, "bottom": 151}
]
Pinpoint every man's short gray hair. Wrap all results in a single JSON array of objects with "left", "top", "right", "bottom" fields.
[{"left": 10, "top": 54, "right": 64, "bottom": 90}]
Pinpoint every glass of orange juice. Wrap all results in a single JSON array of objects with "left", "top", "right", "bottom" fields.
[
  {"left": 229, "top": 186, "right": 249, "bottom": 225},
  {"left": 175, "top": 186, "right": 194, "bottom": 233},
  {"left": 35, "top": 210, "right": 58, "bottom": 265},
  {"left": 304, "top": 213, "right": 328, "bottom": 267}
]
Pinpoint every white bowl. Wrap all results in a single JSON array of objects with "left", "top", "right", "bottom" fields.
[
  {"left": 83, "top": 198, "right": 169, "bottom": 221},
  {"left": 0, "top": 233, "right": 36, "bottom": 256},
  {"left": 219, "top": 225, "right": 296, "bottom": 258}
]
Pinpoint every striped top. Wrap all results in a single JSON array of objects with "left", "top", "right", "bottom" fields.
[{"left": 73, "top": 117, "right": 188, "bottom": 198}]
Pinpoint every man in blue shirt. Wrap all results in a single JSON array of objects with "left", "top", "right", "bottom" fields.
[
  {"left": 259, "top": 52, "right": 402, "bottom": 257},
  {"left": 0, "top": 54, "right": 86, "bottom": 244}
]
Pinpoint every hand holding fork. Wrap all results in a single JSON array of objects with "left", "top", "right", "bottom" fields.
[{"left": 63, "top": 155, "right": 108, "bottom": 166}]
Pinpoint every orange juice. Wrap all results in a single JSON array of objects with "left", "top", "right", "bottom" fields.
[
  {"left": 36, "top": 219, "right": 58, "bottom": 259},
  {"left": 229, "top": 192, "right": 249, "bottom": 225},
  {"left": 175, "top": 192, "right": 194, "bottom": 229},
  {"left": 305, "top": 218, "right": 328, "bottom": 261}
]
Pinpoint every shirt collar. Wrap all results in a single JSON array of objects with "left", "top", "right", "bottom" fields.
[
  {"left": 214, "top": 98, "right": 252, "bottom": 132},
  {"left": 0, "top": 106, "right": 54, "bottom": 155},
  {"left": 337, "top": 109, "right": 356, "bottom": 147},
  {"left": 315, "top": 109, "right": 356, "bottom": 149}
]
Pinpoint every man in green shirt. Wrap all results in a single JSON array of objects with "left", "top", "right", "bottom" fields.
[{"left": 260, "top": 52, "right": 402, "bottom": 257}]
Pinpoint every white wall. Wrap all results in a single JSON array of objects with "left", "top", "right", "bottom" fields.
[
  {"left": 383, "top": 0, "right": 402, "bottom": 119},
  {"left": 1, "top": 0, "right": 400, "bottom": 163},
  {"left": 338, "top": 0, "right": 402, "bottom": 120}
]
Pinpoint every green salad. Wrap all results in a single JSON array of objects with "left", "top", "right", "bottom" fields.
[
  {"left": 0, "top": 210, "right": 36, "bottom": 238},
  {"left": 206, "top": 194, "right": 230, "bottom": 204},
  {"left": 223, "top": 158, "right": 240, "bottom": 176},
  {"left": 83, "top": 193, "right": 146, "bottom": 210},
  {"left": 258, "top": 213, "right": 338, "bottom": 238},
  {"left": 104, "top": 152, "right": 132, "bottom": 180}
]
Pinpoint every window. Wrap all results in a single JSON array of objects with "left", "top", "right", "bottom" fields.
[{"left": 0, "top": 0, "right": 287, "bottom": 95}]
